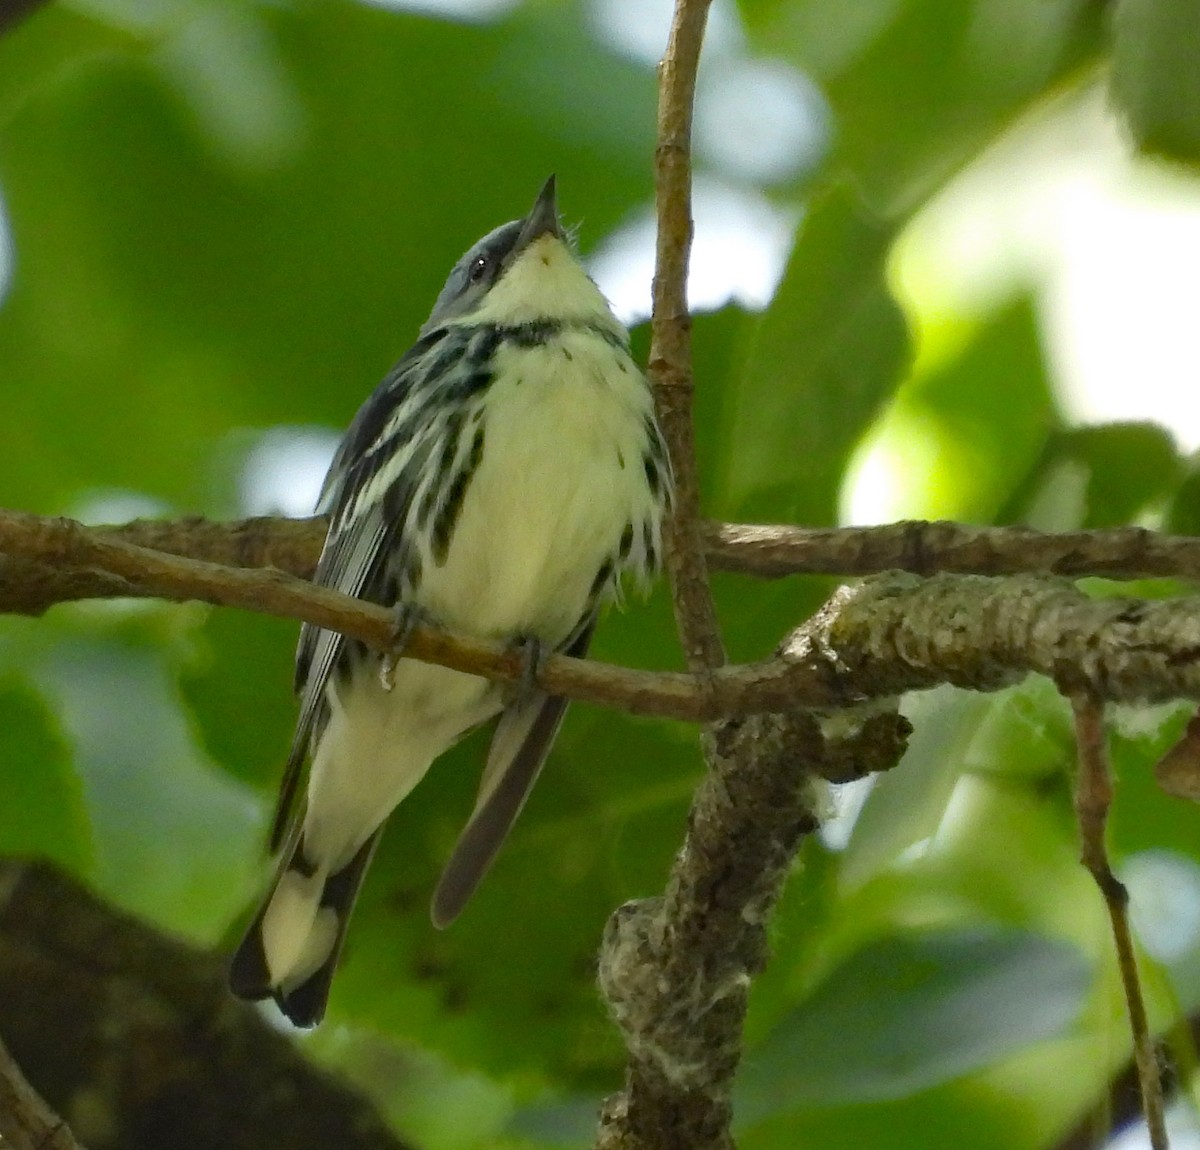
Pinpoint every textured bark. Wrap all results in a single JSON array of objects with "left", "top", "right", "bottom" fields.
[
  {"left": 596, "top": 700, "right": 911, "bottom": 1150},
  {"left": 0, "top": 860, "right": 413, "bottom": 1150},
  {"left": 0, "top": 1030, "right": 84, "bottom": 1150}
]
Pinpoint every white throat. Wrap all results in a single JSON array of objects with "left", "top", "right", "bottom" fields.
[{"left": 463, "top": 236, "right": 623, "bottom": 334}]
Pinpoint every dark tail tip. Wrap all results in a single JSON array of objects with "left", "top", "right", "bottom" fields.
[
  {"left": 229, "top": 926, "right": 273, "bottom": 1002},
  {"left": 229, "top": 921, "right": 333, "bottom": 1028},
  {"left": 274, "top": 965, "right": 335, "bottom": 1028}
]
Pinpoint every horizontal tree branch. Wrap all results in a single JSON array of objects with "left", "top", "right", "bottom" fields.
[
  {"left": 0, "top": 858, "right": 413, "bottom": 1150},
  {"left": 705, "top": 520, "right": 1200, "bottom": 581},
  {"left": 6, "top": 514, "right": 1200, "bottom": 623},
  {"left": 100, "top": 515, "right": 1200, "bottom": 585},
  {"left": 5, "top": 511, "right": 1200, "bottom": 722}
]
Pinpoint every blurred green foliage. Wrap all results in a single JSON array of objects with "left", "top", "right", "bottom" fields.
[{"left": 2, "top": 1, "right": 1200, "bottom": 1148}]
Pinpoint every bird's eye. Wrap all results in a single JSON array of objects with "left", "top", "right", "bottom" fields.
[{"left": 468, "top": 255, "right": 489, "bottom": 284}]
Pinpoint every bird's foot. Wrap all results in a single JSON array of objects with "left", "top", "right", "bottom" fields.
[
  {"left": 380, "top": 603, "right": 431, "bottom": 691},
  {"left": 506, "top": 634, "right": 545, "bottom": 702}
]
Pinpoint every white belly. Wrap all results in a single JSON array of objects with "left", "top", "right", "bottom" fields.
[
  {"left": 416, "top": 330, "right": 656, "bottom": 645},
  {"left": 302, "top": 328, "right": 657, "bottom": 874},
  {"left": 306, "top": 658, "right": 500, "bottom": 870}
]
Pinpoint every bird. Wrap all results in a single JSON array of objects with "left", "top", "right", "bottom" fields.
[{"left": 229, "top": 177, "right": 671, "bottom": 1027}]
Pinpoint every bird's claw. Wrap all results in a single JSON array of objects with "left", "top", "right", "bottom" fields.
[
  {"left": 508, "top": 634, "right": 545, "bottom": 702},
  {"left": 381, "top": 603, "right": 428, "bottom": 692}
]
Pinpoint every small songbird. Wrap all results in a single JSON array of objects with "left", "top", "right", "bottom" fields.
[{"left": 229, "top": 178, "right": 670, "bottom": 1027}]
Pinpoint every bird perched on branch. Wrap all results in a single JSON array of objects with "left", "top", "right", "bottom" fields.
[{"left": 230, "top": 177, "right": 671, "bottom": 1027}]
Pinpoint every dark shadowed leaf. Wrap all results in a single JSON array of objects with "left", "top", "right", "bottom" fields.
[
  {"left": 0, "top": 679, "right": 92, "bottom": 874},
  {"left": 718, "top": 188, "right": 909, "bottom": 527},
  {"left": 1166, "top": 467, "right": 1200, "bottom": 536},
  {"left": 179, "top": 607, "right": 299, "bottom": 789},
  {"left": 1002, "top": 422, "right": 1183, "bottom": 529},
  {"left": 1112, "top": 0, "right": 1200, "bottom": 165},
  {"left": 736, "top": 927, "right": 1089, "bottom": 1117}
]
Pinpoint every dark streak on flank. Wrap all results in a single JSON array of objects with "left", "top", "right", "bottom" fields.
[
  {"left": 618, "top": 522, "right": 634, "bottom": 561},
  {"left": 469, "top": 326, "right": 504, "bottom": 364},
  {"left": 438, "top": 410, "right": 466, "bottom": 479},
  {"left": 432, "top": 427, "right": 486, "bottom": 566},
  {"left": 449, "top": 370, "right": 493, "bottom": 402},
  {"left": 406, "top": 548, "right": 423, "bottom": 595},
  {"left": 416, "top": 479, "right": 439, "bottom": 532},
  {"left": 589, "top": 559, "right": 614, "bottom": 601},
  {"left": 643, "top": 453, "right": 661, "bottom": 496}
]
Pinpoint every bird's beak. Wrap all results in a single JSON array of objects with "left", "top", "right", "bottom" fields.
[{"left": 512, "top": 176, "right": 563, "bottom": 254}]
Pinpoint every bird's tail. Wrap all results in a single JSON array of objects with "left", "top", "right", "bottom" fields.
[{"left": 229, "top": 828, "right": 380, "bottom": 1027}]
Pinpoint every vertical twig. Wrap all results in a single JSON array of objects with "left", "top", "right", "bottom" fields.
[
  {"left": 649, "top": 0, "right": 725, "bottom": 673},
  {"left": 592, "top": 3, "right": 758, "bottom": 1147},
  {"left": 1071, "top": 696, "right": 1168, "bottom": 1150}
]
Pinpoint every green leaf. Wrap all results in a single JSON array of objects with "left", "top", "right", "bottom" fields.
[
  {"left": 1164, "top": 462, "right": 1200, "bottom": 536},
  {"left": 840, "top": 688, "right": 993, "bottom": 891},
  {"left": 875, "top": 299, "right": 1060, "bottom": 523},
  {"left": 36, "top": 632, "right": 264, "bottom": 941},
  {"left": 739, "top": 1079, "right": 1047, "bottom": 1150},
  {"left": 0, "top": 0, "right": 653, "bottom": 515},
  {"left": 328, "top": 705, "right": 697, "bottom": 1084},
  {"left": 736, "top": 927, "right": 1089, "bottom": 1116},
  {"left": 0, "top": 678, "right": 92, "bottom": 874},
  {"left": 719, "top": 188, "right": 909, "bottom": 527},
  {"left": 742, "top": 0, "right": 1106, "bottom": 212},
  {"left": 1106, "top": 701, "right": 1200, "bottom": 865},
  {"left": 0, "top": 6, "right": 137, "bottom": 131},
  {"left": 1112, "top": 0, "right": 1200, "bottom": 165},
  {"left": 1002, "top": 422, "right": 1183, "bottom": 529},
  {"left": 178, "top": 607, "right": 299, "bottom": 789}
]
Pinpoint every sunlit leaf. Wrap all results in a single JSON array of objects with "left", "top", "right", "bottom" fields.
[
  {"left": 742, "top": 0, "right": 1106, "bottom": 212},
  {"left": 872, "top": 299, "right": 1060, "bottom": 523}
]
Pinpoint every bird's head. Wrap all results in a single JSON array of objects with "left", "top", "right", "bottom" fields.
[{"left": 420, "top": 177, "right": 618, "bottom": 335}]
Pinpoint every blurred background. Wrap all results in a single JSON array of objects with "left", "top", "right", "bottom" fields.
[{"left": 2, "top": 0, "right": 1200, "bottom": 1147}]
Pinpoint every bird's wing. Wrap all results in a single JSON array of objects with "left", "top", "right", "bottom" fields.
[
  {"left": 430, "top": 618, "right": 595, "bottom": 927},
  {"left": 270, "top": 330, "right": 449, "bottom": 851}
]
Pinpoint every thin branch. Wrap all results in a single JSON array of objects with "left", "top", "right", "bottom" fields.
[
  {"left": 10, "top": 513, "right": 1200, "bottom": 720},
  {"left": 705, "top": 520, "right": 1200, "bottom": 581},
  {"left": 649, "top": 0, "right": 725, "bottom": 673},
  {"left": 1070, "top": 698, "right": 1168, "bottom": 1150},
  {"left": 0, "top": 1030, "right": 83, "bottom": 1150},
  {"left": 0, "top": 858, "right": 415, "bottom": 1150},
  {"left": 0, "top": 508, "right": 778, "bottom": 721},
  {"left": 9, "top": 516, "right": 1200, "bottom": 620},
  {"left": 1055, "top": 1008, "right": 1199, "bottom": 1150}
]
